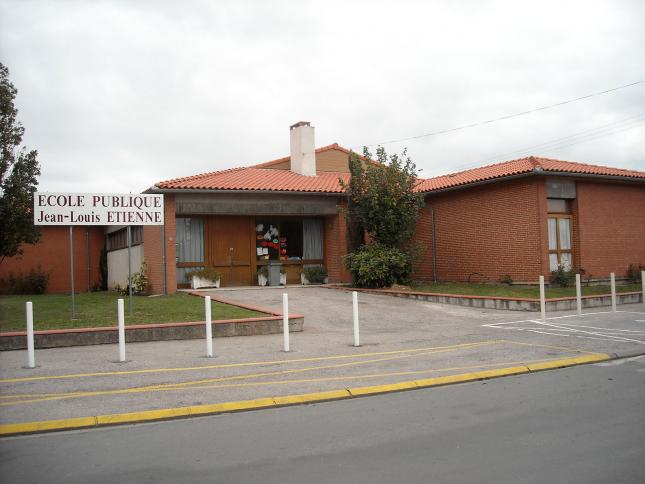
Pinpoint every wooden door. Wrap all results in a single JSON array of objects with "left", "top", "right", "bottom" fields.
[{"left": 206, "top": 216, "right": 253, "bottom": 286}]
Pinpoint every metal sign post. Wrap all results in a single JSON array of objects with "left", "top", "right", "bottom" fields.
[
  {"left": 127, "top": 225, "right": 133, "bottom": 315},
  {"left": 69, "top": 226, "right": 76, "bottom": 319}
]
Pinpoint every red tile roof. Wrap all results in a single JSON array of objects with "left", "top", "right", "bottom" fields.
[
  {"left": 156, "top": 166, "right": 350, "bottom": 193},
  {"left": 154, "top": 149, "right": 644, "bottom": 194},
  {"left": 415, "top": 156, "right": 645, "bottom": 193}
]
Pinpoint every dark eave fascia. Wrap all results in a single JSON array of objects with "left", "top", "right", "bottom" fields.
[
  {"left": 419, "top": 169, "right": 645, "bottom": 197},
  {"left": 144, "top": 187, "right": 347, "bottom": 197},
  {"left": 538, "top": 170, "right": 645, "bottom": 183}
]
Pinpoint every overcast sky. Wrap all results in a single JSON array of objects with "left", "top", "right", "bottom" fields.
[{"left": 1, "top": 0, "right": 644, "bottom": 193}]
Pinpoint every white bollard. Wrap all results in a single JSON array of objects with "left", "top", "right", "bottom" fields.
[
  {"left": 575, "top": 273, "right": 582, "bottom": 316},
  {"left": 205, "top": 296, "right": 213, "bottom": 358},
  {"left": 26, "top": 301, "right": 35, "bottom": 368},
  {"left": 641, "top": 271, "right": 645, "bottom": 310},
  {"left": 610, "top": 272, "right": 616, "bottom": 312},
  {"left": 352, "top": 291, "right": 360, "bottom": 347},
  {"left": 539, "top": 275, "right": 546, "bottom": 321},
  {"left": 118, "top": 298, "right": 126, "bottom": 362},
  {"left": 282, "top": 293, "right": 290, "bottom": 352}
]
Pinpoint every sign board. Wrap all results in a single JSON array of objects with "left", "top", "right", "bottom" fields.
[{"left": 33, "top": 192, "right": 164, "bottom": 226}]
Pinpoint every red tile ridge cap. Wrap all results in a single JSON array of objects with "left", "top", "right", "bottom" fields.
[{"left": 532, "top": 156, "right": 645, "bottom": 177}]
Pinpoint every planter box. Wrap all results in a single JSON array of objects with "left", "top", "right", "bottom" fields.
[
  {"left": 258, "top": 274, "right": 268, "bottom": 286},
  {"left": 301, "top": 274, "right": 329, "bottom": 285},
  {"left": 190, "top": 275, "right": 220, "bottom": 289}
]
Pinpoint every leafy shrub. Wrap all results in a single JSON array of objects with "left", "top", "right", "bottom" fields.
[
  {"left": 343, "top": 244, "right": 411, "bottom": 288},
  {"left": 627, "top": 263, "right": 645, "bottom": 283},
  {"left": 186, "top": 266, "right": 221, "bottom": 282},
  {"left": 551, "top": 264, "right": 576, "bottom": 288},
  {"left": 256, "top": 265, "right": 268, "bottom": 277},
  {"left": 578, "top": 266, "right": 592, "bottom": 286},
  {"left": 303, "top": 265, "right": 328, "bottom": 284},
  {"left": 2, "top": 266, "right": 50, "bottom": 294},
  {"left": 129, "top": 260, "right": 149, "bottom": 294},
  {"left": 115, "top": 261, "right": 149, "bottom": 296},
  {"left": 499, "top": 274, "right": 513, "bottom": 285}
]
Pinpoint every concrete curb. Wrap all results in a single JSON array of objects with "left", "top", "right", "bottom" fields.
[
  {"left": 3, "top": 350, "right": 634, "bottom": 438},
  {"left": 329, "top": 286, "right": 643, "bottom": 312},
  {"left": 0, "top": 294, "right": 304, "bottom": 350}
]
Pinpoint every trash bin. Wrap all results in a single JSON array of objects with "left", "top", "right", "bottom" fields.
[{"left": 268, "top": 260, "right": 282, "bottom": 286}]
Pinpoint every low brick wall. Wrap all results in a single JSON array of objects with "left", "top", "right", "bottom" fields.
[
  {"left": 332, "top": 287, "right": 643, "bottom": 312},
  {"left": 0, "top": 294, "right": 304, "bottom": 351}
]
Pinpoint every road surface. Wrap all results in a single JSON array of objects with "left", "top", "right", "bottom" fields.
[{"left": 1, "top": 355, "right": 644, "bottom": 483}]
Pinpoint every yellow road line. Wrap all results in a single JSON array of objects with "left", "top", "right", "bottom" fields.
[
  {"left": 0, "top": 342, "right": 499, "bottom": 407},
  {"left": 130, "top": 357, "right": 576, "bottom": 392},
  {"left": 0, "top": 353, "right": 533, "bottom": 401},
  {"left": 0, "top": 352, "right": 610, "bottom": 437},
  {"left": 0, "top": 341, "right": 500, "bottom": 384},
  {"left": 499, "top": 339, "right": 604, "bottom": 356}
]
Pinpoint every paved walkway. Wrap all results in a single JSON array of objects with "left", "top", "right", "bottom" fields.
[{"left": 1, "top": 287, "right": 643, "bottom": 432}]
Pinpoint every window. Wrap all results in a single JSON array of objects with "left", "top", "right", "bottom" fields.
[
  {"left": 255, "top": 218, "right": 323, "bottom": 262},
  {"left": 548, "top": 215, "right": 572, "bottom": 271},
  {"left": 176, "top": 217, "right": 204, "bottom": 284},
  {"left": 106, "top": 226, "right": 142, "bottom": 251}
]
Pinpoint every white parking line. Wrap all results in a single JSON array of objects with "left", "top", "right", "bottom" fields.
[
  {"left": 484, "top": 312, "right": 645, "bottom": 345},
  {"left": 545, "top": 323, "right": 645, "bottom": 334},
  {"left": 482, "top": 311, "right": 614, "bottom": 328},
  {"left": 531, "top": 321, "right": 645, "bottom": 345}
]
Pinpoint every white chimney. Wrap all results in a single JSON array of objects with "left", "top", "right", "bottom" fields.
[{"left": 290, "top": 121, "right": 316, "bottom": 176}]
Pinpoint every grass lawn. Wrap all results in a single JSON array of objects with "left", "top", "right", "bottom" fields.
[
  {"left": 408, "top": 282, "right": 643, "bottom": 299},
  {"left": 0, "top": 292, "right": 266, "bottom": 332}
]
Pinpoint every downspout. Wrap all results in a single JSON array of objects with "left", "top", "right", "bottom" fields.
[{"left": 431, "top": 207, "right": 437, "bottom": 283}]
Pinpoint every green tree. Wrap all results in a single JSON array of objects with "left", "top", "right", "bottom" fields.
[
  {"left": 345, "top": 152, "right": 366, "bottom": 252},
  {"left": 0, "top": 62, "right": 41, "bottom": 263},
  {"left": 341, "top": 147, "right": 424, "bottom": 287},
  {"left": 342, "top": 146, "right": 424, "bottom": 248}
]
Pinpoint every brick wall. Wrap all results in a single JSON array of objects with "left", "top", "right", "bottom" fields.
[
  {"left": 576, "top": 180, "right": 645, "bottom": 278},
  {"left": 324, "top": 198, "right": 351, "bottom": 283},
  {"left": 412, "top": 178, "right": 545, "bottom": 283},
  {"left": 0, "top": 226, "right": 104, "bottom": 293},
  {"left": 143, "top": 194, "right": 176, "bottom": 294}
]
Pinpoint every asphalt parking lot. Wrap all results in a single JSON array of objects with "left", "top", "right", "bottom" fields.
[{"left": 0, "top": 287, "right": 643, "bottom": 431}]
